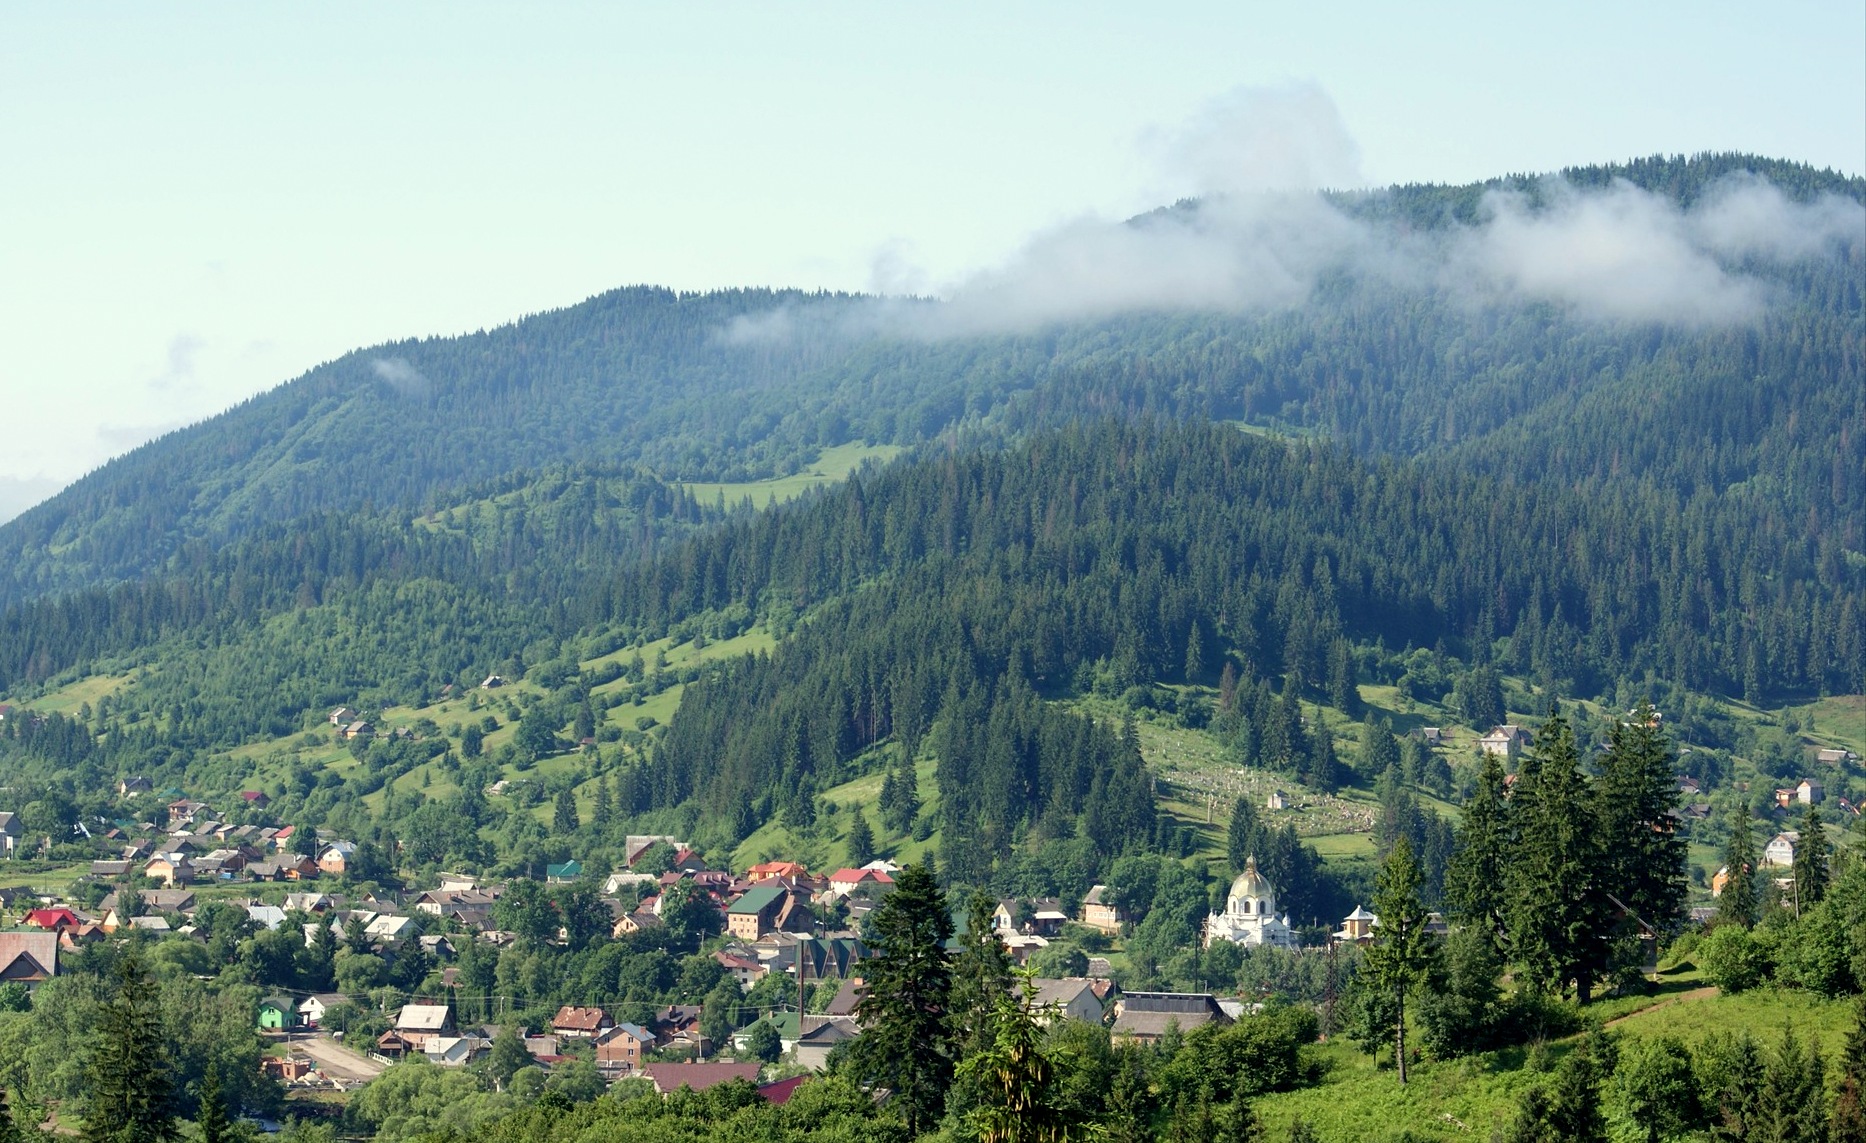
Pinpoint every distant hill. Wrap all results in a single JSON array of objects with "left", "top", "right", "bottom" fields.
[{"left": 0, "top": 152, "right": 1858, "bottom": 622}]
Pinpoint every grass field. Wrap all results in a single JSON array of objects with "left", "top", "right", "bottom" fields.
[
  {"left": 731, "top": 751, "right": 941, "bottom": 872},
  {"left": 676, "top": 441, "right": 901, "bottom": 508},
  {"left": 1255, "top": 978, "right": 1862, "bottom": 1141}
]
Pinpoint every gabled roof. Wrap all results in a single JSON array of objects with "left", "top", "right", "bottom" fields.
[
  {"left": 0, "top": 932, "right": 58, "bottom": 981},
  {"left": 551, "top": 1005, "right": 609, "bottom": 1032},
  {"left": 729, "top": 885, "right": 787, "bottom": 915},
  {"left": 395, "top": 1004, "right": 452, "bottom": 1032},
  {"left": 642, "top": 1062, "right": 762, "bottom": 1094}
]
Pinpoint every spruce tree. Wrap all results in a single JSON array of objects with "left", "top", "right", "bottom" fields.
[
  {"left": 1505, "top": 709, "right": 1610, "bottom": 1000},
  {"left": 193, "top": 1066, "right": 231, "bottom": 1143},
  {"left": 1832, "top": 999, "right": 1866, "bottom": 1142},
  {"left": 1794, "top": 806, "right": 1831, "bottom": 914},
  {"left": 847, "top": 807, "right": 876, "bottom": 867},
  {"left": 84, "top": 950, "right": 173, "bottom": 1143},
  {"left": 1594, "top": 702, "right": 1687, "bottom": 932},
  {"left": 1185, "top": 622, "right": 1205, "bottom": 683},
  {"left": 1446, "top": 750, "right": 1510, "bottom": 946},
  {"left": 851, "top": 862, "right": 955, "bottom": 1135},
  {"left": 1227, "top": 797, "right": 1261, "bottom": 876},
  {"left": 1719, "top": 803, "right": 1761, "bottom": 929},
  {"left": 552, "top": 787, "right": 579, "bottom": 833},
  {"left": 1759, "top": 1026, "right": 1826, "bottom": 1143},
  {"left": 1364, "top": 835, "right": 1436, "bottom": 1084}
]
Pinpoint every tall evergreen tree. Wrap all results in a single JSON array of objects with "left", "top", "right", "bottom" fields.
[
  {"left": 1227, "top": 797, "right": 1261, "bottom": 876},
  {"left": 847, "top": 807, "right": 876, "bottom": 867},
  {"left": 1364, "top": 836, "right": 1436, "bottom": 1084},
  {"left": 1833, "top": 999, "right": 1866, "bottom": 1143},
  {"left": 1446, "top": 751, "right": 1510, "bottom": 946},
  {"left": 956, "top": 968, "right": 1081, "bottom": 1143},
  {"left": 1719, "top": 803, "right": 1761, "bottom": 929},
  {"left": 1794, "top": 806, "right": 1831, "bottom": 915},
  {"left": 1594, "top": 702, "right": 1687, "bottom": 932},
  {"left": 552, "top": 787, "right": 579, "bottom": 834},
  {"left": 1505, "top": 710, "right": 1610, "bottom": 1000},
  {"left": 193, "top": 1067, "right": 231, "bottom": 1143},
  {"left": 851, "top": 862, "right": 955, "bottom": 1135},
  {"left": 1758, "top": 1026, "right": 1826, "bottom": 1143},
  {"left": 84, "top": 951, "right": 174, "bottom": 1143}
]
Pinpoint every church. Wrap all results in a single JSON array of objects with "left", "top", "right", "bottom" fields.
[{"left": 1203, "top": 855, "right": 1298, "bottom": 949}]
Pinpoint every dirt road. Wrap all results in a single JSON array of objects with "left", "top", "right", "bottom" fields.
[{"left": 292, "top": 1033, "right": 387, "bottom": 1081}]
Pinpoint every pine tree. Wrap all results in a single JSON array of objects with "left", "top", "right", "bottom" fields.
[
  {"left": 1720, "top": 803, "right": 1761, "bottom": 929},
  {"left": 1759, "top": 1025, "right": 1826, "bottom": 1143},
  {"left": 84, "top": 951, "right": 173, "bottom": 1143},
  {"left": 1185, "top": 622, "right": 1205, "bottom": 683},
  {"left": 1446, "top": 751, "right": 1510, "bottom": 946},
  {"left": 851, "top": 862, "right": 955, "bottom": 1135},
  {"left": 552, "top": 788, "right": 579, "bottom": 833},
  {"left": 956, "top": 968, "right": 1080, "bottom": 1143},
  {"left": 1505, "top": 709, "right": 1611, "bottom": 1000},
  {"left": 1832, "top": 999, "right": 1866, "bottom": 1142},
  {"left": 1594, "top": 702, "right": 1688, "bottom": 932},
  {"left": 847, "top": 807, "right": 876, "bottom": 867},
  {"left": 1794, "top": 806, "right": 1831, "bottom": 914},
  {"left": 1328, "top": 638, "right": 1359, "bottom": 717},
  {"left": 591, "top": 772, "right": 613, "bottom": 828},
  {"left": 194, "top": 1066, "right": 231, "bottom": 1143},
  {"left": 1227, "top": 797, "right": 1261, "bottom": 876},
  {"left": 1364, "top": 835, "right": 1436, "bottom": 1084}
]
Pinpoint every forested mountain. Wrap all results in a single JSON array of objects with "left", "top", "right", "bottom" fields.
[{"left": 3, "top": 154, "right": 1857, "bottom": 616}]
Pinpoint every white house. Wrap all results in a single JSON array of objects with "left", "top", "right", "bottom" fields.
[
  {"left": 1265, "top": 790, "right": 1288, "bottom": 811},
  {"left": 1797, "top": 779, "right": 1825, "bottom": 805},
  {"left": 297, "top": 993, "right": 349, "bottom": 1028},
  {"left": 1203, "top": 856, "right": 1297, "bottom": 949},
  {"left": 1479, "top": 725, "right": 1531, "bottom": 759},
  {"left": 1764, "top": 831, "right": 1801, "bottom": 868},
  {"left": 0, "top": 812, "right": 20, "bottom": 858}
]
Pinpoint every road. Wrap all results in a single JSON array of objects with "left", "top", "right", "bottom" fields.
[{"left": 292, "top": 1032, "right": 387, "bottom": 1082}]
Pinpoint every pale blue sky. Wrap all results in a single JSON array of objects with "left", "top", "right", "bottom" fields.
[{"left": 1, "top": 1, "right": 1860, "bottom": 512}]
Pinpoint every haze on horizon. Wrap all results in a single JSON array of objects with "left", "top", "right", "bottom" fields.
[{"left": 1, "top": 1, "right": 1861, "bottom": 523}]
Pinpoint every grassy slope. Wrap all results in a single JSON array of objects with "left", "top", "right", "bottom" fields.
[
  {"left": 676, "top": 441, "right": 902, "bottom": 508},
  {"left": 1256, "top": 971, "right": 1859, "bottom": 1142}
]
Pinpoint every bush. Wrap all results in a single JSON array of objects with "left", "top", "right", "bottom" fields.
[{"left": 1700, "top": 924, "right": 1771, "bottom": 993}]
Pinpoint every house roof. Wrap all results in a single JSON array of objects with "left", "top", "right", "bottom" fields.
[
  {"left": 757, "top": 1076, "right": 810, "bottom": 1105},
  {"left": 552, "top": 1005, "right": 608, "bottom": 1032},
  {"left": 0, "top": 932, "right": 58, "bottom": 981},
  {"left": 1023, "top": 977, "right": 1100, "bottom": 1011},
  {"left": 546, "top": 861, "right": 583, "bottom": 878},
  {"left": 643, "top": 1062, "right": 762, "bottom": 1094},
  {"left": 396, "top": 1004, "right": 452, "bottom": 1032},
  {"left": 729, "top": 885, "right": 787, "bottom": 915}
]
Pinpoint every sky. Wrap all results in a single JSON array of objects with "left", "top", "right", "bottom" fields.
[{"left": 1, "top": 1, "right": 1861, "bottom": 520}]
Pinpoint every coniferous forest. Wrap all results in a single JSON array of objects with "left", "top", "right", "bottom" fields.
[{"left": 0, "top": 153, "right": 1860, "bottom": 1141}]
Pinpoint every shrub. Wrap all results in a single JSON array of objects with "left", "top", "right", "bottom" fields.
[{"left": 1700, "top": 924, "right": 1771, "bottom": 993}]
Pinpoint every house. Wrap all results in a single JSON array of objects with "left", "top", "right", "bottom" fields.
[
  {"left": 1677, "top": 776, "right": 1701, "bottom": 796},
  {"left": 480, "top": 675, "right": 506, "bottom": 689},
  {"left": 317, "top": 841, "right": 356, "bottom": 876},
  {"left": 1479, "top": 725, "right": 1531, "bottom": 759},
  {"left": 746, "top": 861, "right": 808, "bottom": 883},
  {"left": 1022, "top": 977, "right": 1106, "bottom": 1026},
  {"left": 823, "top": 867, "right": 893, "bottom": 900},
  {"left": 0, "top": 932, "right": 59, "bottom": 988},
  {"left": 595, "top": 1022, "right": 654, "bottom": 1075},
  {"left": 297, "top": 993, "right": 349, "bottom": 1028},
  {"left": 728, "top": 885, "right": 793, "bottom": 940},
  {"left": 118, "top": 776, "right": 154, "bottom": 796},
  {"left": 1420, "top": 727, "right": 1445, "bottom": 747},
  {"left": 91, "top": 859, "right": 133, "bottom": 878},
  {"left": 643, "top": 1062, "right": 763, "bottom": 1096},
  {"left": 1774, "top": 788, "right": 1798, "bottom": 809},
  {"left": 364, "top": 914, "right": 416, "bottom": 941},
  {"left": 715, "top": 950, "right": 767, "bottom": 990},
  {"left": 260, "top": 1057, "right": 313, "bottom": 1082},
  {"left": 1797, "top": 779, "right": 1825, "bottom": 805},
  {"left": 240, "top": 791, "right": 271, "bottom": 809},
  {"left": 341, "top": 720, "right": 374, "bottom": 741},
  {"left": 423, "top": 1035, "right": 483, "bottom": 1067},
  {"left": 0, "top": 812, "right": 22, "bottom": 857},
  {"left": 794, "top": 1016, "right": 860, "bottom": 1071},
  {"left": 329, "top": 707, "right": 356, "bottom": 727},
  {"left": 1333, "top": 905, "right": 1378, "bottom": 946},
  {"left": 545, "top": 860, "right": 583, "bottom": 883},
  {"left": 1764, "top": 832, "right": 1801, "bottom": 868},
  {"left": 383, "top": 1004, "right": 454, "bottom": 1054},
  {"left": 604, "top": 871, "right": 661, "bottom": 896},
  {"left": 551, "top": 1005, "right": 612, "bottom": 1039},
  {"left": 623, "top": 835, "right": 686, "bottom": 868},
  {"left": 1112, "top": 993, "right": 1233, "bottom": 1043},
  {"left": 1817, "top": 748, "right": 1859, "bottom": 767},
  {"left": 127, "top": 916, "right": 171, "bottom": 933},
  {"left": 247, "top": 904, "right": 287, "bottom": 931},
  {"left": 24, "top": 908, "right": 82, "bottom": 932},
  {"left": 1080, "top": 885, "right": 1125, "bottom": 935},
  {"left": 258, "top": 996, "right": 295, "bottom": 1030}
]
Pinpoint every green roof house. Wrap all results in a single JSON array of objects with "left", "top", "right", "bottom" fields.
[
  {"left": 258, "top": 996, "right": 294, "bottom": 1030},
  {"left": 545, "top": 860, "right": 583, "bottom": 883}
]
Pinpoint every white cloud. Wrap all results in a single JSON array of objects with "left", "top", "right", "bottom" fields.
[{"left": 370, "top": 356, "right": 432, "bottom": 400}]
